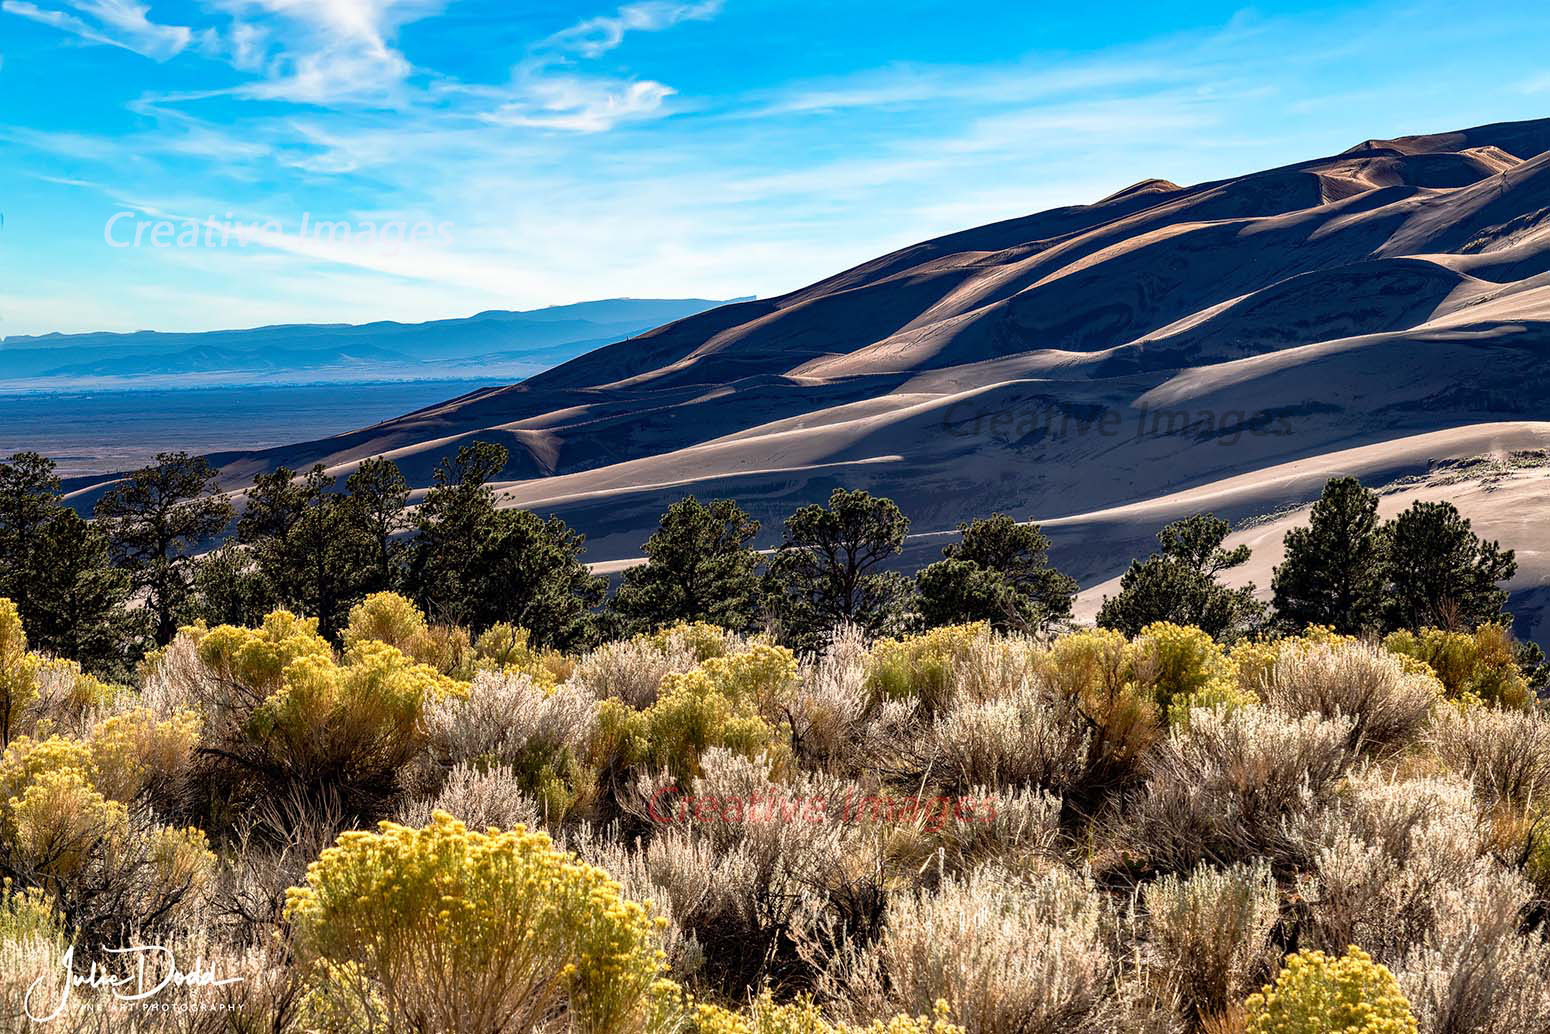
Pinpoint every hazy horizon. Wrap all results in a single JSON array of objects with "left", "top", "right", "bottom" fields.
[{"left": 2, "top": 0, "right": 1548, "bottom": 338}]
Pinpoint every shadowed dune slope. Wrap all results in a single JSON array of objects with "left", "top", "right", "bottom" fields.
[{"left": 68, "top": 116, "right": 1550, "bottom": 635}]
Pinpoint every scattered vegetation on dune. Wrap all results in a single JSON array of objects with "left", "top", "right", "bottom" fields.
[{"left": 0, "top": 445, "right": 1546, "bottom": 1031}]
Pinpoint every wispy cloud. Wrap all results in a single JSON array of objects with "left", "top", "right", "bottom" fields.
[
  {"left": 481, "top": 69, "right": 678, "bottom": 132},
  {"left": 2, "top": 0, "right": 197, "bottom": 60},
  {"left": 5, "top": 0, "right": 1547, "bottom": 338},
  {"left": 208, "top": 0, "right": 447, "bottom": 105},
  {"left": 544, "top": 0, "right": 721, "bottom": 58},
  {"left": 485, "top": 0, "right": 724, "bottom": 132}
]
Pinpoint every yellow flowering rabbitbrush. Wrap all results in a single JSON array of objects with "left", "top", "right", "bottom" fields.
[
  {"left": 0, "top": 599, "right": 39, "bottom": 746},
  {"left": 598, "top": 644, "right": 796, "bottom": 781},
  {"left": 1245, "top": 947, "right": 1417, "bottom": 1034},
  {"left": 865, "top": 623, "right": 988, "bottom": 711},
  {"left": 1131, "top": 622, "right": 1252, "bottom": 725},
  {"left": 285, "top": 811, "right": 669, "bottom": 1034},
  {"left": 682, "top": 991, "right": 963, "bottom": 1034}
]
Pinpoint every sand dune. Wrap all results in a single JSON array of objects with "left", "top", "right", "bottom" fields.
[{"left": 68, "top": 117, "right": 1550, "bottom": 639}]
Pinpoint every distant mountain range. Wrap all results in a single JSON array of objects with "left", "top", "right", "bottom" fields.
[
  {"left": 0, "top": 298, "right": 751, "bottom": 389},
  {"left": 63, "top": 117, "right": 1550, "bottom": 644}
]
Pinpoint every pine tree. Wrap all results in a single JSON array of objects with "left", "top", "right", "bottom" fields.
[
  {"left": 611, "top": 497, "right": 762, "bottom": 633},
  {"left": 409, "top": 442, "right": 604, "bottom": 648},
  {"left": 1097, "top": 513, "right": 1264, "bottom": 640},
  {"left": 94, "top": 452, "right": 234, "bottom": 645},
  {"left": 1383, "top": 500, "right": 1515, "bottom": 632},
  {"left": 0, "top": 453, "right": 138, "bottom": 671},
  {"left": 238, "top": 464, "right": 374, "bottom": 640},
  {"left": 183, "top": 543, "right": 275, "bottom": 629},
  {"left": 0, "top": 452, "right": 63, "bottom": 622},
  {"left": 917, "top": 514, "right": 1076, "bottom": 633},
  {"left": 478, "top": 509, "right": 607, "bottom": 651},
  {"left": 409, "top": 442, "right": 510, "bottom": 627},
  {"left": 1272, "top": 477, "right": 1387, "bottom": 635},
  {"left": 765, "top": 488, "right": 913, "bottom": 650},
  {"left": 347, "top": 457, "right": 411, "bottom": 593},
  {"left": 27, "top": 510, "right": 141, "bottom": 676}
]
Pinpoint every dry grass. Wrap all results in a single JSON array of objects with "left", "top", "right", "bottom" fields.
[
  {"left": 9, "top": 599, "right": 1550, "bottom": 1033},
  {"left": 825, "top": 864, "right": 1122, "bottom": 1034},
  {"left": 1261, "top": 642, "right": 1439, "bottom": 756},
  {"left": 1138, "top": 861, "right": 1279, "bottom": 1026},
  {"left": 1121, "top": 705, "right": 1355, "bottom": 875},
  {"left": 1430, "top": 705, "right": 1550, "bottom": 809}
]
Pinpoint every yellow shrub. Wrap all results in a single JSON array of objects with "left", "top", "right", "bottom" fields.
[
  {"left": 1228, "top": 638, "right": 1283, "bottom": 697},
  {"left": 145, "top": 825, "right": 218, "bottom": 899},
  {"left": 0, "top": 878, "right": 63, "bottom": 942},
  {"left": 343, "top": 592, "right": 429, "bottom": 656},
  {"left": 36, "top": 657, "right": 124, "bottom": 713},
  {"left": 1038, "top": 627, "right": 1132, "bottom": 700},
  {"left": 688, "top": 645, "right": 799, "bottom": 712},
  {"left": 0, "top": 736, "right": 96, "bottom": 807},
  {"left": 1132, "top": 623, "right": 1239, "bottom": 717},
  {"left": 1167, "top": 682, "right": 1259, "bottom": 728},
  {"left": 0, "top": 707, "right": 200, "bottom": 810},
  {"left": 342, "top": 592, "right": 492, "bottom": 680},
  {"left": 1245, "top": 947, "right": 1417, "bottom": 1034},
  {"left": 0, "top": 599, "right": 40, "bottom": 744},
  {"left": 1383, "top": 625, "right": 1528, "bottom": 708},
  {"left": 683, "top": 992, "right": 962, "bottom": 1034},
  {"left": 866, "top": 624, "right": 989, "bottom": 710},
  {"left": 0, "top": 719, "right": 215, "bottom": 919},
  {"left": 645, "top": 621, "right": 738, "bottom": 662},
  {"left": 195, "top": 610, "right": 334, "bottom": 696},
  {"left": 1033, "top": 627, "right": 1161, "bottom": 776},
  {"left": 285, "top": 812, "right": 667, "bottom": 1034},
  {"left": 87, "top": 708, "right": 202, "bottom": 803},
  {"left": 248, "top": 640, "right": 466, "bottom": 782},
  {"left": 1229, "top": 627, "right": 1359, "bottom": 698},
  {"left": 8, "top": 768, "right": 128, "bottom": 879},
  {"left": 474, "top": 623, "right": 570, "bottom": 690},
  {"left": 598, "top": 645, "right": 796, "bottom": 781}
]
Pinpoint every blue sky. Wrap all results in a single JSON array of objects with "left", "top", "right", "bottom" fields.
[{"left": 0, "top": 0, "right": 1547, "bottom": 337}]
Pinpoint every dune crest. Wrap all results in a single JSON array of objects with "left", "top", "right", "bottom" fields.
[{"left": 74, "top": 117, "right": 1550, "bottom": 639}]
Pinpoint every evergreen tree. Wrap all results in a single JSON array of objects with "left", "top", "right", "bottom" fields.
[
  {"left": 347, "top": 457, "right": 411, "bottom": 593},
  {"left": 916, "top": 514, "right": 1077, "bottom": 633},
  {"left": 0, "top": 452, "right": 138, "bottom": 671},
  {"left": 238, "top": 465, "right": 371, "bottom": 639},
  {"left": 183, "top": 543, "right": 276, "bottom": 629},
  {"left": 1383, "top": 500, "right": 1515, "bottom": 632},
  {"left": 1272, "top": 477, "right": 1387, "bottom": 635},
  {"left": 0, "top": 452, "right": 62, "bottom": 622},
  {"left": 1097, "top": 513, "right": 1264, "bottom": 641},
  {"left": 611, "top": 497, "right": 762, "bottom": 633},
  {"left": 477, "top": 509, "right": 607, "bottom": 651},
  {"left": 765, "top": 488, "right": 913, "bottom": 651},
  {"left": 409, "top": 442, "right": 509, "bottom": 627},
  {"left": 94, "top": 452, "right": 234, "bottom": 645},
  {"left": 27, "top": 510, "right": 141, "bottom": 676},
  {"left": 409, "top": 442, "right": 603, "bottom": 648}
]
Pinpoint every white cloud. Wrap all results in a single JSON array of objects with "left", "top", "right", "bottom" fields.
[
  {"left": 212, "top": 0, "right": 446, "bottom": 105},
  {"left": 479, "top": 1, "right": 723, "bottom": 132},
  {"left": 2, "top": 0, "right": 195, "bottom": 60},
  {"left": 483, "top": 71, "right": 677, "bottom": 133},
  {"left": 544, "top": 0, "right": 721, "bottom": 59}
]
